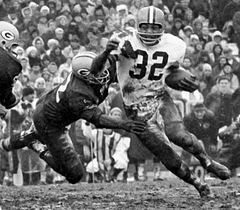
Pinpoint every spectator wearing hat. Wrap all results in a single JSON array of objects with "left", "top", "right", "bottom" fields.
[
  {"left": 32, "top": 36, "right": 46, "bottom": 56},
  {"left": 40, "top": 5, "right": 50, "bottom": 19},
  {"left": 183, "top": 102, "right": 219, "bottom": 162},
  {"left": 29, "top": 1, "right": 39, "bottom": 12},
  {"left": 54, "top": 27, "right": 66, "bottom": 49},
  {"left": 212, "top": 62, "right": 239, "bottom": 92},
  {"left": 115, "top": 4, "right": 129, "bottom": 29},
  {"left": 37, "top": 15, "right": 49, "bottom": 36},
  {"left": 46, "top": 39, "right": 59, "bottom": 56},
  {"left": 34, "top": 77, "right": 46, "bottom": 100},
  {"left": 205, "top": 31, "right": 224, "bottom": 53},
  {"left": 187, "top": 33, "right": 200, "bottom": 55},
  {"left": 205, "top": 76, "right": 234, "bottom": 128},
  {"left": 124, "top": 14, "right": 136, "bottom": 31},
  {"left": 21, "top": 4, "right": 33, "bottom": 19},
  {"left": 179, "top": 25, "right": 194, "bottom": 46},
  {"left": 26, "top": 46, "right": 41, "bottom": 69},
  {"left": 170, "top": 18, "right": 184, "bottom": 37},
  {"left": 192, "top": 18, "right": 203, "bottom": 37},
  {"left": 56, "top": 15, "right": 70, "bottom": 30},
  {"left": 198, "top": 63, "right": 216, "bottom": 98},
  {"left": 15, "top": 46, "right": 27, "bottom": 60}
]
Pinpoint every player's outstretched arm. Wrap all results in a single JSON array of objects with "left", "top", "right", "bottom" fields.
[
  {"left": 90, "top": 39, "right": 119, "bottom": 75},
  {"left": 81, "top": 107, "right": 146, "bottom": 135},
  {"left": 96, "top": 114, "right": 146, "bottom": 134}
]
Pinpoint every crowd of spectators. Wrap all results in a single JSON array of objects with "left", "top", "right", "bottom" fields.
[{"left": 1, "top": 0, "right": 240, "bottom": 185}]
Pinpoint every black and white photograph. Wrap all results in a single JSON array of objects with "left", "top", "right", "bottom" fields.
[{"left": 1, "top": 0, "right": 240, "bottom": 209}]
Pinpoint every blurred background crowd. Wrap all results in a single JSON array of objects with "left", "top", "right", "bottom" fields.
[{"left": 1, "top": 0, "right": 240, "bottom": 186}]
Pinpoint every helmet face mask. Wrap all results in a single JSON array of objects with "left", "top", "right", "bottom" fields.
[
  {"left": 72, "top": 52, "right": 110, "bottom": 85},
  {"left": 137, "top": 6, "right": 165, "bottom": 46}
]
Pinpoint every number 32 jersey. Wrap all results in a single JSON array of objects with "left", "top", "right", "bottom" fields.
[{"left": 113, "top": 31, "right": 186, "bottom": 107}]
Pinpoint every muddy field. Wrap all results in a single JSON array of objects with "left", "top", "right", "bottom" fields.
[{"left": 1, "top": 178, "right": 240, "bottom": 210}]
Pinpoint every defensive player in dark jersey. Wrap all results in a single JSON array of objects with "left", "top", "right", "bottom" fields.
[
  {"left": 0, "top": 43, "right": 145, "bottom": 184},
  {"left": 0, "top": 21, "right": 22, "bottom": 109}
]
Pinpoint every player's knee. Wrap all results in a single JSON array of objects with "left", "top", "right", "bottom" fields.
[
  {"left": 65, "top": 162, "right": 84, "bottom": 184},
  {"left": 166, "top": 123, "right": 194, "bottom": 147}
]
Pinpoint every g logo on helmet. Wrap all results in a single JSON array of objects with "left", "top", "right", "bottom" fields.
[{"left": 1, "top": 31, "right": 15, "bottom": 41}]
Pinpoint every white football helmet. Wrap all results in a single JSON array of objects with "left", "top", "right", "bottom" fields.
[
  {"left": 72, "top": 51, "right": 110, "bottom": 85},
  {"left": 0, "top": 21, "right": 19, "bottom": 53},
  {"left": 137, "top": 6, "right": 165, "bottom": 45}
]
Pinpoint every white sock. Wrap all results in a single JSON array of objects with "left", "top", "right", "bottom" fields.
[{"left": 0, "top": 138, "right": 10, "bottom": 151}]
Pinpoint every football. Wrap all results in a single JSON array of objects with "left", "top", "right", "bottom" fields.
[{"left": 165, "top": 68, "right": 197, "bottom": 90}]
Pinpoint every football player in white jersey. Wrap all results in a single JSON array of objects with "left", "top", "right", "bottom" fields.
[{"left": 91, "top": 6, "right": 230, "bottom": 197}]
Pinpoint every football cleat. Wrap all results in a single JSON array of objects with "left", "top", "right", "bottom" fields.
[
  {"left": 1, "top": 127, "right": 38, "bottom": 151},
  {"left": 195, "top": 183, "right": 212, "bottom": 198},
  {"left": 207, "top": 160, "right": 231, "bottom": 180}
]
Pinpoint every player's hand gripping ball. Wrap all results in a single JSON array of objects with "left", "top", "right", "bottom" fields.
[{"left": 165, "top": 67, "right": 199, "bottom": 92}]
